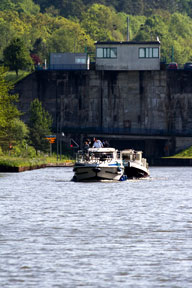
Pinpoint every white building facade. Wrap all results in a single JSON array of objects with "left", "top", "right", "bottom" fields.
[{"left": 95, "top": 41, "right": 160, "bottom": 71}]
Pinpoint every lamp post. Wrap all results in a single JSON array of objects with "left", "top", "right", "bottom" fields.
[{"left": 60, "top": 132, "right": 65, "bottom": 160}]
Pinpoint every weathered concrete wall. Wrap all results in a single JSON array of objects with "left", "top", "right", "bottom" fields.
[{"left": 15, "top": 69, "right": 192, "bottom": 156}]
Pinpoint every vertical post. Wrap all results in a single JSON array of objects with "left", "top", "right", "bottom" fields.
[
  {"left": 56, "top": 80, "right": 59, "bottom": 161},
  {"left": 57, "top": 137, "right": 59, "bottom": 161},
  {"left": 127, "top": 17, "right": 129, "bottom": 41},
  {"left": 50, "top": 142, "right": 52, "bottom": 156},
  {"left": 60, "top": 138, "right": 62, "bottom": 160},
  {"left": 59, "top": 92, "right": 62, "bottom": 161},
  {"left": 100, "top": 70, "right": 104, "bottom": 131},
  {"left": 171, "top": 46, "right": 174, "bottom": 62},
  {"left": 84, "top": 39, "right": 87, "bottom": 53}
]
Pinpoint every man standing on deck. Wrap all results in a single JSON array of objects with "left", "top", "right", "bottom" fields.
[{"left": 92, "top": 137, "right": 103, "bottom": 148}]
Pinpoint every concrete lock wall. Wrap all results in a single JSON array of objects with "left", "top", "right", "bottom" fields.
[{"left": 15, "top": 70, "right": 192, "bottom": 158}]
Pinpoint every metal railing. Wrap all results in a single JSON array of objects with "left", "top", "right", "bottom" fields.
[{"left": 59, "top": 126, "right": 192, "bottom": 137}]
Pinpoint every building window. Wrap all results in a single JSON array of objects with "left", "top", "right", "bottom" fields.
[
  {"left": 153, "top": 48, "right": 159, "bottom": 58},
  {"left": 75, "top": 57, "right": 86, "bottom": 64},
  {"left": 96, "top": 48, "right": 103, "bottom": 58},
  {"left": 111, "top": 48, "right": 117, "bottom": 58},
  {"left": 139, "top": 48, "right": 145, "bottom": 58},
  {"left": 139, "top": 47, "right": 159, "bottom": 58},
  {"left": 96, "top": 47, "right": 117, "bottom": 58}
]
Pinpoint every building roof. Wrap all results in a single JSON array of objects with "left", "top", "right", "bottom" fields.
[{"left": 95, "top": 41, "right": 160, "bottom": 45}]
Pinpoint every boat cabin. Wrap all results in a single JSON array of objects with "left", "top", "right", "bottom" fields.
[
  {"left": 76, "top": 147, "right": 119, "bottom": 163},
  {"left": 121, "top": 149, "right": 142, "bottom": 161}
]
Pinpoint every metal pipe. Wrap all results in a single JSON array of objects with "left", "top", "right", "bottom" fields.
[{"left": 127, "top": 17, "right": 129, "bottom": 41}]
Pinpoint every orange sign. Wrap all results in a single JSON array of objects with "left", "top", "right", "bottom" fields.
[{"left": 45, "top": 137, "right": 56, "bottom": 144}]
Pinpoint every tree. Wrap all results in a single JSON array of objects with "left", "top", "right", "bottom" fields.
[
  {"left": 81, "top": 4, "right": 124, "bottom": 41},
  {"left": 0, "top": 0, "right": 40, "bottom": 15},
  {"left": 28, "top": 99, "right": 52, "bottom": 154},
  {"left": 3, "top": 38, "right": 33, "bottom": 75},
  {"left": 15, "top": 0, "right": 40, "bottom": 15},
  {"left": 0, "top": 17, "right": 15, "bottom": 60},
  {"left": 47, "top": 23, "right": 93, "bottom": 54},
  {"left": 0, "top": 0, "right": 15, "bottom": 11},
  {"left": 0, "top": 66, "right": 26, "bottom": 151}
]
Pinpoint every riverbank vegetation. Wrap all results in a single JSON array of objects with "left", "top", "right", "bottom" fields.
[
  {"left": 0, "top": 154, "right": 74, "bottom": 169},
  {"left": 5, "top": 71, "right": 31, "bottom": 84},
  {"left": 1, "top": 0, "right": 192, "bottom": 70},
  {"left": 171, "top": 146, "right": 192, "bottom": 158},
  {"left": 0, "top": 67, "right": 49, "bottom": 156},
  {"left": 0, "top": 67, "right": 74, "bottom": 168}
]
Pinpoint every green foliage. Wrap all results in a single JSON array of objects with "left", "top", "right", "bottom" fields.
[
  {"left": 117, "top": 12, "right": 146, "bottom": 40},
  {"left": 0, "top": 0, "right": 40, "bottom": 15},
  {"left": 10, "top": 119, "right": 29, "bottom": 143},
  {"left": 5, "top": 70, "right": 31, "bottom": 84},
  {"left": 0, "top": 17, "right": 15, "bottom": 59},
  {"left": 0, "top": 66, "right": 20, "bottom": 128},
  {"left": 31, "top": 0, "right": 192, "bottom": 18},
  {"left": 0, "top": 156, "right": 46, "bottom": 167},
  {"left": 28, "top": 98, "right": 53, "bottom": 154},
  {"left": 12, "top": 141, "right": 36, "bottom": 157},
  {"left": 1, "top": 1, "right": 192, "bottom": 65},
  {"left": 81, "top": 4, "right": 124, "bottom": 41},
  {"left": 3, "top": 38, "right": 33, "bottom": 75},
  {"left": 172, "top": 146, "right": 192, "bottom": 158},
  {"left": 15, "top": 0, "right": 40, "bottom": 15},
  {"left": 0, "top": 0, "right": 15, "bottom": 11},
  {"left": 46, "top": 21, "right": 94, "bottom": 54},
  {"left": 0, "top": 154, "right": 74, "bottom": 169},
  {"left": 0, "top": 66, "right": 29, "bottom": 152}
]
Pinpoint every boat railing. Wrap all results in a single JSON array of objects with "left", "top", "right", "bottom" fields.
[{"left": 76, "top": 150, "right": 115, "bottom": 163}]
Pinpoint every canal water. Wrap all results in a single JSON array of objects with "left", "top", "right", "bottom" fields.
[{"left": 0, "top": 167, "right": 192, "bottom": 288}]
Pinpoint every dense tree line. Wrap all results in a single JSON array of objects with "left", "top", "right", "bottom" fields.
[
  {"left": 0, "top": 67, "right": 52, "bottom": 155},
  {"left": 32, "top": 0, "right": 192, "bottom": 18},
  {"left": 1, "top": 0, "right": 192, "bottom": 68}
]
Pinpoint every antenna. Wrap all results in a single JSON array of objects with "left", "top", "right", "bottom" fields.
[{"left": 127, "top": 17, "right": 129, "bottom": 41}]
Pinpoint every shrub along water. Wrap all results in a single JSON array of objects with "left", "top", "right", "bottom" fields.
[
  {"left": 0, "top": 154, "right": 74, "bottom": 170},
  {"left": 171, "top": 146, "right": 192, "bottom": 158}
]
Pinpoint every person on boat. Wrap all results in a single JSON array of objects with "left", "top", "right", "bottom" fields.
[
  {"left": 83, "top": 140, "right": 89, "bottom": 152},
  {"left": 92, "top": 137, "right": 103, "bottom": 148},
  {"left": 87, "top": 138, "right": 91, "bottom": 147},
  {"left": 103, "top": 140, "right": 110, "bottom": 147}
]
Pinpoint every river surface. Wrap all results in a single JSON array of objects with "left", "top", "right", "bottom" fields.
[{"left": 0, "top": 167, "right": 192, "bottom": 288}]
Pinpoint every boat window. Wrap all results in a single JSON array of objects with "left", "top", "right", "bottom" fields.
[
  {"left": 122, "top": 154, "right": 131, "bottom": 160},
  {"left": 88, "top": 152, "right": 113, "bottom": 158}
]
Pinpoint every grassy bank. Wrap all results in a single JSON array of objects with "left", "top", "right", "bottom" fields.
[
  {"left": 5, "top": 70, "right": 31, "bottom": 84},
  {"left": 0, "top": 155, "right": 75, "bottom": 170},
  {"left": 169, "top": 146, "right": 192, "bottom": 158}
]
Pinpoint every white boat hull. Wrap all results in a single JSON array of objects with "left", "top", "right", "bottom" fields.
[
  {"left": 124, "top": 161, "right": 150, "bottom": 178},
  {"left": 73, "top": 164, "right": 124, "bottom": 181}
]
